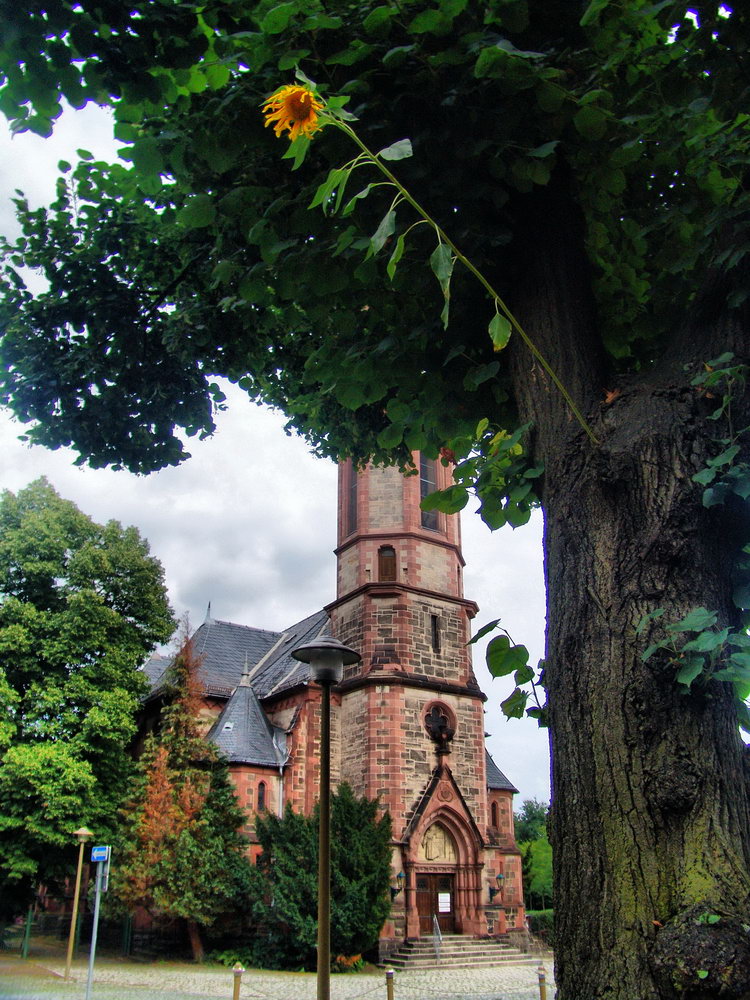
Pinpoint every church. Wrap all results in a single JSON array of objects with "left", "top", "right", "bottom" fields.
[{"left": 143, "top": 454, "right": 525, "bottom": 956}]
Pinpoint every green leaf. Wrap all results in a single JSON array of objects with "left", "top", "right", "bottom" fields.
[
  {"left": 363, "top": 6, "right": 395, "bottom": 33},
  {"left": 667, "top": 608, "right": 718, "bottom": 633},
  {"left": 580, "top": 0, "right": 609, "bottom": 27},
  {"left": 501, "top": 687, "right": 529, "bottom": 719},
  {"left": 342, "top": 184, "right": 374, "bottom": 216},
  {"left": 261, "top": 2, "right": 298, "bottom": 34},
  {"left": 528, "top": 141, "right": 559, "bottom": 159},
  {"left": 469, "top": 619, "right": 502, "bottom": 645},
  {"left": 377, "top": 423, "right": 403, "bottom": 449},
  {"left": 682, "top": 627, "right": 729, "bottom": 653},
  {"left": 641, "top": 641, "right": 666, "bottom": 662},
  {"left": 464, "top": 362, "right": 500, "bottom": 391},
  {"left": 487, "top": 636, "right": 529, "bottom": 678},
  {"left": 370, "top": 210, "right": 396, "bottom": 256},
  {"left": 697, "top": 971, "right": 709, "bottom": 980},
  {"left": 377, "top": 139, "right": 413, "bottom": 161},
  {"left": 514, "top": 663, "right": 535, "bottom": 685},
  {"left": 430, "top": 243, "right": 454, "bottom": 287},
  {"left": 131, "top": 137, "right": 164, "bottom": 176},
  {"left": 177, "top": 194, "right": 216, "bottom": 229},
  {"left": 489, "top": 313, "right": 512, "bottom": 352},
  {"left": 573, "top": 105, "right": 607, "bottom": 140},
  {"left": 692, "top": 467, "right": 717, "bottom": 486},
  {"left": 205, "top": 63, "right": 231, "bottom": 90},
  {"left": 408, "top": 9, "right": 451, "bottom": 34},
  {"left": 707, "top": 444, "right": 740, "bottom": 468},
  {"left": 733, "top": 582, "right": 750, "bottom": 609},
  {"left": 676, "top": 657, "right": 706, "bottom": 688},
  {"left": 420, "top": 484, "right": 469, "bottom": 514},
  {"left": 387, "top": 234, "right": 406, "bottom": 281}
]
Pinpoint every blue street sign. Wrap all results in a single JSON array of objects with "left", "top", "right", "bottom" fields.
[{"left": 91, "top": 845, "right": 110, "bottom": 862}]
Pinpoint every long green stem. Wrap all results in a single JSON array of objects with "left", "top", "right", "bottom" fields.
[{"left": 333, "top": 119, "right": 599, "bottom": 445}]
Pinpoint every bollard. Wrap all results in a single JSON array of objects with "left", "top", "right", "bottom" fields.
[
  {"left": 385, "top": 967, "right": 395, "bottom": 1000},
  {"left": 537, "top": 962, "right": 547, "bottom": 1000},
  {"left": 232, "top": 962, "right": 245, "bottom": 1000}
]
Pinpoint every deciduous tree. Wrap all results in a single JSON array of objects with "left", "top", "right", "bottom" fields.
[
  {"left": 0, "top": 478, "right": 174, "bottom": 912},
  {"left": 1, "top": 4, "right": 750, "bottom": 996}
]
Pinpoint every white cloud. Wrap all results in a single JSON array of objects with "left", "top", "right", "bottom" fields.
[{"left": 0, "top": 108, "right": 550, "bottom": 806}]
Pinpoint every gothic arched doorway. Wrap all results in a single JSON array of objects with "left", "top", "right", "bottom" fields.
[{"left": 416, "top": 822, "right": 458, "bottom": 933}]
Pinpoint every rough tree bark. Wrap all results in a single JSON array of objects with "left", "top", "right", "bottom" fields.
[{"left": 507, "top": 176, "right": 750, "bottom": 999}]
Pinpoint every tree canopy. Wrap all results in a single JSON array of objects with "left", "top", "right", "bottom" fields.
[
  {"left": 0, "top": 3, "right": 745, "bottom": 473},
  {"left": 0, "top": 478, "right": 175, "bottom": 913},
  {"left": 1, "top": 3, "right": 749, "bottom": 998},
  {"left": 514, "top": 797, "right": 548, "bottom": 843}
]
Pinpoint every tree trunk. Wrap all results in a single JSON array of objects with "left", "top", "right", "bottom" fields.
[
  {"left": 506, "top": 174, "right": 750, "bottom": 998},
  {"left": 186, "top": 918, "right": 204, "bottom": 963},
  {"left": 544, "top": 386, "right": 750, "bottom": 999}
]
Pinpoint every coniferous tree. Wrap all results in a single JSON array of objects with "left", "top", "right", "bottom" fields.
[
  {"left": 113, "top": 634, "right": 252, "bottom": 961},
  {"left": 249, "top": 785, "right": 392, "bottom": 970}
]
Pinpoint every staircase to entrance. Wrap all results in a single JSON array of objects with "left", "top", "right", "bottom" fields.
[{"left": 382, "top": 934, "right": 538, "bottom": 970}]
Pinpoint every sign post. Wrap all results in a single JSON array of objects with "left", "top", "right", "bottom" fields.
[{"left": 85, "top": 846, "right": 111, "bottom": 1000}]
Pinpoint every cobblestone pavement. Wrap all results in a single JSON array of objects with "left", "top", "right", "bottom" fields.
[{"left": 0, "top": 956, "right": 556, "bottom": 1000}]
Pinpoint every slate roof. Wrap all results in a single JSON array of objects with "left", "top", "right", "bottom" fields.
[
  {"left": 208, "top": 676, "right": 287, "bottom": 767},
  {"left": 485, "top": 750, "right": 518, "bottom": 793},
  {"left": 192, "top": 617, "right": 283, "bottom": 697}
]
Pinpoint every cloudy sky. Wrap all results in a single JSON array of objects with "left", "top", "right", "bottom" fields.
[{"left": 0, "top": 107, "right": 551, "bottom": 805}]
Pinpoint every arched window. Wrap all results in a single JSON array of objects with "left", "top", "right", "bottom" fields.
[
  {"left": 491, "top": 801, "right": 499, "bottom": 828},
  {"left": 378, "top": 545, "right": 397, "bottom": 581},
  {"left": 257, "top": 781, "right": 266, "bottom": 812},
  {"left": 420, "top": 455, "right": 439, "bottom": 530}
]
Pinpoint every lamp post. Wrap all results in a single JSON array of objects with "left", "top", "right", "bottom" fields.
[
  {"left": 292, "top": 636, "right": 360, "bottom": 1000},
  {"left": 64, "top": 826, "right": 93, "bottom": 980}
]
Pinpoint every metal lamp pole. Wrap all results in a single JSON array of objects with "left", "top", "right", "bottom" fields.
[
  {"left": 64, "top": 826, "right": 93, "bottom": 981},
  {"left": 292, "top": 636, "right": 360, "bottom": 1000}
]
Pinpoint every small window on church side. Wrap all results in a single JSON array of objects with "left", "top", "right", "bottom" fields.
[
  {"left": 257, "top": 781, "right": 266, "bottom": 812},
  {"left": 378, "top": 545, "right": 397, "bottom": 581},
  {"left": 347, "top": 463, "right": 358, "bottom": 535},
  {"left": 491, "top": 801, "right": 499, "bottom": 828},
  {"left": 420, "top": 455, "right": 439, "bottom": 530},
  {"left": 430, "top": 614, "right": 441, "bottom": 653}
]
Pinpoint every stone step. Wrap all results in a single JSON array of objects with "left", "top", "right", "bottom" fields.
[
  {"left": 382, "top": 936, "right": 535, "bottom": 970},
  {"left": 386, "top": 954, "right": 538, "bottom": 970}
]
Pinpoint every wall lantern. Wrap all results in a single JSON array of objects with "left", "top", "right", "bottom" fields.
[
  {"left": 489, "top": 871, "right": 505, "bottom": 902},
  {"left": 390, "top": 871, "right": 406, "bottom": 899}
]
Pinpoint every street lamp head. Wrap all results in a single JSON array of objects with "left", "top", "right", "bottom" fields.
[
  {"left": 74, "top": 827, "right": 94, "bottom": 843},
  {"left": 291, "top": 635, "right": 361, "bottom": 685}
]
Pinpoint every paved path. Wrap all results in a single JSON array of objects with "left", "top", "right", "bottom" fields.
[{"left": 0, "top": 955, "right": 555, "bottom": 1000}]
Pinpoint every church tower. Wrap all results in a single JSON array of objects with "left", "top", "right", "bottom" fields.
[{"left": 327, "top": 456, "right": 523, "bottom": 950}]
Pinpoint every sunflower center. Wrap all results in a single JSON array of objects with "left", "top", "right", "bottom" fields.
[{"left": 288, "top": 91, "right": 313, "bottom": 121}]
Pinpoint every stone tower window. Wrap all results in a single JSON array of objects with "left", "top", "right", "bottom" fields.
[
  {"left": 430, "top": 614, "right": 441, "bottom": 652},
  {"left": 420, "top": 455, "right": 439, "bottom": 530},
  {"left": 257, "top": 780, "right": 267, "bottom": 812},
  {"left": 491, "top": 801, "right": 499, "bottom": 828},
  {"left": 347, "top": 463, "right": 358, "bottom": 535},
  {"left": 378, "top": 545, "right": 397, "bottom": 581}
]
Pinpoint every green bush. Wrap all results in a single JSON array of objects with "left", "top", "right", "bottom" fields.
[{"left": 527, "top": 909, "right": 554, "bottom": 948}]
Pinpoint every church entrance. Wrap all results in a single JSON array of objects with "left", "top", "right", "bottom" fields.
[{"left": 416, "top": 873, "right": 456, "bottom": 934}]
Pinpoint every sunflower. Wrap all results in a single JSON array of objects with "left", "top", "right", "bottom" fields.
[{"left": 262, "top": 85, "right": 325, "bottom": 141}]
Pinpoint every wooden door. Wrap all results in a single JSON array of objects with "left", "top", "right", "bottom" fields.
[{"left": 415, "top": 873, "right": 455, "bottom": 934}]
